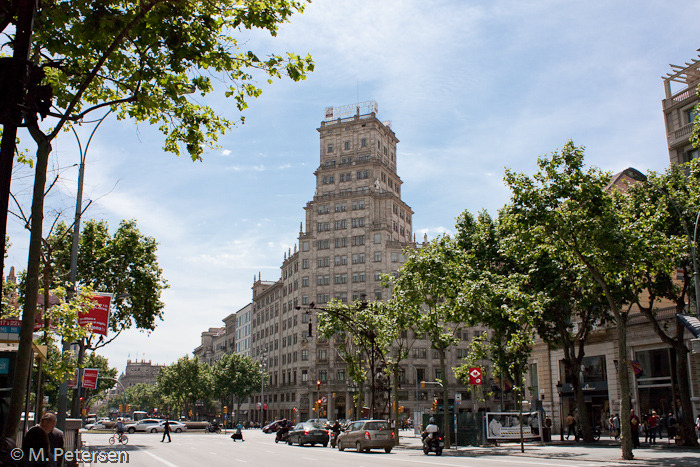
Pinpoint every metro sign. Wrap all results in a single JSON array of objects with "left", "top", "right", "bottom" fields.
[{"left": 469, "top": 367, "right": 482, "bottom": 385}]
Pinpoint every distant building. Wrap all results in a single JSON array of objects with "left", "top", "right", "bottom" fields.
[
  {"left": 235, "top": 303, "right": 252, "bottom": 356},
  {"left": 662, "top": 50, "right": 700, "bottom": 164},
  {"left": 192, "top": 327, "right": 225, "bottom": 365},
  {"left": 117, "top": 359, "right": 166, "bottom": 393}
]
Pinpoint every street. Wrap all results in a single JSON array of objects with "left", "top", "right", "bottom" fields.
[{"left": 79, "top": 429, "right": 700, "bottom": 467}]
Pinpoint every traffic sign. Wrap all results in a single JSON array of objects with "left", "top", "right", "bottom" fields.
[{"left": 469, "top": 367, "right": 482, "bottom": 385}]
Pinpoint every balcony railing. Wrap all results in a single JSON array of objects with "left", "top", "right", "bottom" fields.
[{"left": 668, "top": 122, "right": 694, "bottom": 147}]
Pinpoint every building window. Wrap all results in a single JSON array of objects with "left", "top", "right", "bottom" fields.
[
  {"left": 391, "top": 252, "right": 398, "bottom": 263},
  {"left": 319, "top": 370, "right": 328, "bottom": 381},
  {"left": 302, "top": 369, "right": 308, "bottom": 381},
  {"left": 302, "top": 277, "right": 309, "bottom": 287},
  {"left": 374, "top": 252, "right": 382, "bottom": 262},
  {"left": 374, "top": 290, "right": 382, "bottom": 300},
  {"left": 302, "top": 242, "right": 309, "bottom": 252},
  {"left": 352, "top": 235, "right": 365, "bottom": 246},
  {"left": 337, "top": 369, "right": 346, "bottom": 381},
  {"left": 302, "top": 259, "right": 309, "bottom": 269},
  {"left": 344, "top": 141, "right": 350, "bottom": 150},
  {"left": 361, "top": 138, "right": 367, "bottom": 147},
  {"left": 413, "top": 348, "right": 427, "bottom": 359},
  {"left": 302, "top": 295, "right": 308, "bottom": 305},
  {"left": 301, "top": 349, "right": 308, "bottom": 361},
  {"left": 327, "top": 144, "right": 333, "bottom": 153},
  {"left": 318, "top": 349, "right": 328, "bottom": 361}
]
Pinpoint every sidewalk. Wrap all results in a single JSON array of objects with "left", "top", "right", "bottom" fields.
[{"left": 396, "top": 432, "right": 700, "bottom": 465}]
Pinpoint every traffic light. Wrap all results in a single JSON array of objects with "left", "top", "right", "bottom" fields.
[
  {"left": 432, "top": 399, "right": 438, "bottom": 411},
  {"left": 189, "top": 410, "right": 193, "bottom": 418},
  {"left": 119, "top": 404, "right": 123, "bottom": 412},
  {"left": 126, "top": 404, "right": 131, "bottom": 412},
  {"left": 316, "top": 380, "right": 321, "bottom": 391},
  {"left": 223, "top": 406, "right": 228, "bottom": 414}
]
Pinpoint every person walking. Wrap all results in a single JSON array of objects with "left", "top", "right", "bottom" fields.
[
  {"left": 161, "top": 420, "right": 171, "bottom": 443},
  {"left": 23, "top": 412, "right": 57, "bottom": 467},
  {"left": 647, "top": 411, "right": 659, "bottom": 444},
  {"left": 566, "top": 413, "right": 576, "bottom": 440},
  {"left": 629, "top": 409, "right": 640, "bottom": 449},
  {"left": 612, "top": 414, "right": 621, "bottom": 440}
]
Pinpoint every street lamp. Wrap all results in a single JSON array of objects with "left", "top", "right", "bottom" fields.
[
  {"left": 623, "top": 167, "right": 700, "bottom": 317},
  {"left": 556, "top": 381, "right": 564, "bottom": 441},
  {"left": 259, "top": 352, "right": 267, "bottom": 426}
]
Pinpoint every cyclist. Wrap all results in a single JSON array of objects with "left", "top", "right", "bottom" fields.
[{"left": 115, "top": 418, "right": 126, "bottom": 442}]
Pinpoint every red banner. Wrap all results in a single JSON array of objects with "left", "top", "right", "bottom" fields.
[
  {"left": 67, "top": 369, "right": 79, "bottom": 388},
  {"left": 82, "top": 368, "right": 99, "bottom": 389},
  {"left": 469, "top": 367, "right": 482, "bottom": 385},
  {"left": 79, "top": 293, "right": 112, "bottom": 335}
]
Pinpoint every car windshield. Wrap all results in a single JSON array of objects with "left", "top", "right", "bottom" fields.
[
  {"left": 304, "top": 422, "right": 324, "bottom": 429},
  {"left": 365, "top": 421, "right": 390, "bottom": 430}
]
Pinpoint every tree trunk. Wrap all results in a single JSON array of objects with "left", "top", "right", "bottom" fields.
[
  {"left": 439, "top": 348, "right": 451, "bottom": 449},
  {"left": 3, "top": 132, "right": 51, "bottom": 438},
  {"left": 392, "top": 364, "right": 400, "bottom": 445},
  {"left": 673, "top": 339, "right": 698, "bottom": 446},
  {"left": 616, "top": 312, "right": 634, "bottom": 459},
  {"left": 572, "top": 371, "right": 592, "bottom": 442}
]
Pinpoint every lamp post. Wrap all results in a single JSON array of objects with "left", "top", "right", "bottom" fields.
[
  {"left": 623, "top": 168, "right": 700, "bottom": 317},
  {"left": 556, "top": 381, "right": 564, "bottom": 441},
  {"left": 259, "top": 352, "right": 267, "bottom": 425}
]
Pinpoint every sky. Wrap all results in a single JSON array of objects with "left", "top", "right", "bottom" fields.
[{"left": 6, "top": 0, "right": 700, "bottom": 374}]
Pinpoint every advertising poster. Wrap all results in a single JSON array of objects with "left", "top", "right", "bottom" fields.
[
  {"left": 79, "top": 293, "right": 113, "bottom": 335},
  {"left": 486, "top": 412, "right": 542, "bottom": 440},
  {"left": 82, "top": 368, "right": 99, "bottom": 389}
]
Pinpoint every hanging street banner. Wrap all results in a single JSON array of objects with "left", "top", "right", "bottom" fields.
[
  {"left": 79, "top": 292, "right": 113, "bottom": 335},
  {"left": 469, "top": 367, "right": 482, "bottom": 385},
  {"left": 82, "top": 368, "right": 99, "bottom": 389},
  {"left": 67, "top": 369, "right": 79, "bottom": 388}
]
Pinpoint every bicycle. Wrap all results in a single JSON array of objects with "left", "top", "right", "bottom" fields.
[{"left": 109, "top": 431, "right": 128, "bottom": 445}]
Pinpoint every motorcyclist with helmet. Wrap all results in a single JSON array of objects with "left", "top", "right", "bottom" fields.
[
  {"left": 422, "top": 417, "right": 441, "bottom": 452},
  {"left": 275, "top": 418, "right": 290, "bottom": 443}
]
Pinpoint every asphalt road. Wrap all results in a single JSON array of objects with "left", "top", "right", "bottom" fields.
[{"left": 79, "top": 430, "right": 642, "bottom": 467}]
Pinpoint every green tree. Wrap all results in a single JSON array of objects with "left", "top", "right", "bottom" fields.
[
  {"left": 5, "top": 0, "right": 312, "bottom": 437},
  {"left": 451, "top": 210, "right": 540, "bottom": 452},
  {"left": 318, "top": 299, "right": 394, "bottom": 420},
  {"left": 388, "top": 235, "right": 466, "bottom": 449},
  {"left": 621, "top": 161, "right": 699, "bottom": 446},
  {"left": 124, "top": 382, "right": 167, "bottom": 413},
  {"left": 503, "top": 142, "right": 672, "bottom": 459},
  {"left": 49, "top": 219, "right": 168, "bottom": 338},
  {"left": 158, "top": 355, "right": 211, "bottom": 417},
  {"left": 211, "top": 353, "right": 262, "bottom": 423}
]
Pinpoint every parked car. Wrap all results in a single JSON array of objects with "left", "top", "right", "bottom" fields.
[
  {"left": 85, "top": 421, "right": 108, "bottom": 430},
  {"left": 337, "top": 419, "right": 394, "bottom": 453},
  {"left": 161, "top": 420, "right": 187, "bottom": 433},
  {"left": 286, "top": 421, "right": 329, "bottom": 447},
  {"left": 127, "top": 419, "right": 164, "bottom": 433}
]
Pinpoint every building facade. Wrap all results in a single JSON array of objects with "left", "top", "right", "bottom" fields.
[
  {"left": 662, "top": 50, "right": 700, "bottom": 165},
  {"left": 246, "top": 104, "right": 482, "bottom": 423},
  {"left": 117, "top": 359, "right": 166, "bottom": 393}
]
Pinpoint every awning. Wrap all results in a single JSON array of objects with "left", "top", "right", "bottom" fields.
[{"left": 676, "top": 314, "right": 700, "bottom": 338}]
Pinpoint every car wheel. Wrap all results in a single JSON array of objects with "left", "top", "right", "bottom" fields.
[
  {"left": 128, "top": 427, "right": 135, "bottom": 434},
  {"left": 287, "top": 437, "right": 292, "bottom": 445},
  {"left": 298, "top": 438, "right": 304, "bottom": 446},
  {"left": 176, "top": 428, "right": 182, "bottom": 433},
  {"left": 436, "top": 448, "right": 442, "bottom": 456},
  {"left": 151, "top": 428, "right": 158, "bottom": 433},
  {"left": 385, "top": 447, "right": 392, "bottom": 453},
  {"left": 338, "top": 442, "right": 344, "bottom": 452},
  {"left": 356, "top": 441, "right": 362, "bottom": 452},
  {"left": 323, "top": 443, "right": 328, "bottom": 447}
]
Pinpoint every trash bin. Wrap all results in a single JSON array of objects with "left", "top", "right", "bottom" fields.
[{"left": 543, "top": 426, "right": 551, "bottom": 442}]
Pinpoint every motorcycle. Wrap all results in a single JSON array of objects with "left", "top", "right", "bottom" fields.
[
  {"left": 576, "top": 425, "right": 601, "bottom": 442},
  {"left": 206, "top": 424, "right": 222, "bottom": 434},
  {"left": 421, "top": 433, "right": 444, "bottom": 456},
  {"left": 275, "top": 428, "right": 289, "bottom": 443},
  {"left": 329, "top": 431, "right": 339, "bottom": 448}
]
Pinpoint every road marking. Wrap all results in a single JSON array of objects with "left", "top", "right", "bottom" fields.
[
  {"left": 377, "top": 455, "right": 619, "bottom": 467},
  {"left": 301, "top": 457, "right": 317, "bottom": 461},
  {"left": 235, "top": 460, "right": 247, "bottom": 463},
  {"left": 134, "top": 447, "right": 180, "bottom": 467}
]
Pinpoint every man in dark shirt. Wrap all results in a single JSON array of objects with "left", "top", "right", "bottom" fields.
[
  {"left": 161, "top": 420, "right": 171, "bottom": 443},
  {"left": 22, "top": 413, "right": 57, "bottom": 467},
  {"left": 629, "top": 409, "right": 640, "bottom": 448}
]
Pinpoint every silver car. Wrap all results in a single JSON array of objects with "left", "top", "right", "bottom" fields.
[
  {"left": 127, "top": 419, "right": 164, "bottom": 433},
  {"left": 337, "top": 420, "right": 394, "bottom": 453}
]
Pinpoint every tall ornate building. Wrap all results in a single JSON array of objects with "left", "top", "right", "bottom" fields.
[{"left": 248, "top": 103, "right": 479, "bottom": 423}]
